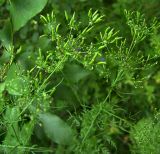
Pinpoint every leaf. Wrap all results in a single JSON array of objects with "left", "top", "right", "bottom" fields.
[
  {"left": 3, "top": 106, "right": 33, "bottom": 154},
  {"left": 0, "top": 82, "right": 5, "bottom": 112},
  {"left": 0, "top": 82, "right": 5, "bottom": 94},
  {"left": 0, "top": 50, "right": 12, "bottom": 65},
  {"left": 64, "top": 63, "right": 90, "bottom": 83},
  {"left": 10, "top": 0, "right": 48, "bottom": 31},
  {"left": 20, "top": 121, "right": 35, "bottom": 145},
  {"left": 3, "top": 106, "right": 20, "bottom": 154},
  {"left": 0, "top": 20, "right": 13, "bottom": 50},
  {"left": 39, "top": 113, "right": 73, "bottom": 145},
  {"left": 131, "top": 117, "right": 160, "bottom": 154},
  {"left": 5, "top": 63, "right": 29, "bottom": 96},
  {"left": 6, "top": 78, "right": 27, "bottom": 96},
  {"left": 5, "top": 63, "right": 19, "bottom": 81}
]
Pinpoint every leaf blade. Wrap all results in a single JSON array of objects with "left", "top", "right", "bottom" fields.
[
  {"left": 39, "top": 113, "right": 73, "bottom": 145},
  {"left": 10, "top": 0, "right": 48, "bottom": 31}
]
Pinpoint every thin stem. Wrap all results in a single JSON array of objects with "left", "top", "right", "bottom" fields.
[{"left": 82, "top": 103, "right": 102, "bottom": 143}]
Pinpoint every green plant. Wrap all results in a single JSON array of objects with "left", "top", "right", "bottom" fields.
[
  {"left": 130, "top": 113, "right": 160, "bottom": 154},
  {"left": 0, "top": 0, "right": 160, "bottom": 153}
]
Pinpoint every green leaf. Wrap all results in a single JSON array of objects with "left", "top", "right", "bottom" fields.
[
  {"left": 3, "top": 106, "right": 20, "bottom": 154},
  {"left": 20, "top": 121, "right": 35, "bottom": 145},
  {"left": 0, "top": 50, "right": 12, "bottom": 65},
  {"left": 10, "top": 0, "right": 48, "bottom": 31},
  {"left": 0, "top": 82, "right": 5, "bottom": 94},
  {"left": 39, "top": 113, "right": 73, "bottom": 145},
  {"left": 0, "top": 82, "right": 5, "bottom": 112},
  {"left": 131, "top": 117, "right": 160, "bottom": 154},
  {"left": 0, "top": 20, "right": 13, "bottom": 50},
  {"left": 64, "top": 63, "right": 90, "bottom": 83},
  {"left": 5, "top": 63, "right": 29, "bottom": 96},
  {"left": 5, "top": 63, "right": 19, "bottom": 81},
  {"left": 2, "top": 106, "right": 35, "bottom": 153}
]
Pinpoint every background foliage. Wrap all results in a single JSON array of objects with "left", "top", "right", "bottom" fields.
[{"left": 0, "top": 0, "right": 160, "bottom": 153}]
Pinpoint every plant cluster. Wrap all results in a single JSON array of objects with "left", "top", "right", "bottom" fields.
[{"left": 0, "top": 0, "right": 160, "bottom": 153}]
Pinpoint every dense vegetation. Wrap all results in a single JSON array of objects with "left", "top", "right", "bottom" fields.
[{"left": 0, "top": 0, "right": 160, "bottom": 153}]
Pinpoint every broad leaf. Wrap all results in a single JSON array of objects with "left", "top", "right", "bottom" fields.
[
  {"left": 5, "top": 63, "right": 29, "bottom": 96},
  {"left": 10, "top": 0, "right": 48, "bottom": 31},
  {"left": 39, "top": 113, "right": 73, "bottom": 145}
]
